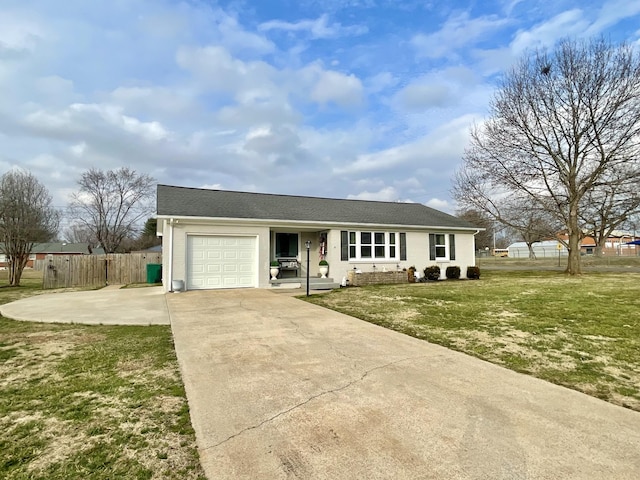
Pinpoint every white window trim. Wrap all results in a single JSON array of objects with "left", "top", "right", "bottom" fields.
[
  {"left": 434, "top": 233, "right": 449, "bottom": 261},
  {"left": 348, "top": 231, "right": 399, "bottom": 261}
]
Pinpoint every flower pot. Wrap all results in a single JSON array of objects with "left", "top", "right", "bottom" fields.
[
  {"left": 270, "top": 267, "right": 279, "bottom": 280},
  {"left": 319, "top": 265, "right": 329, "bottom": 279}
]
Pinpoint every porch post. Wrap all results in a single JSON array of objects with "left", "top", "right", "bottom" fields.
[{"left": 305, "top": 240, "right": 311, "bottom": 296}]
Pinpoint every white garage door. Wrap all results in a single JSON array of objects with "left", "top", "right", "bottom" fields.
[{"left": 187, "top": 235, "right": 257, "bottom": 290}]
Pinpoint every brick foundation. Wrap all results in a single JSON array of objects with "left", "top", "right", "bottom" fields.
[{"left": 347, "top": 270, "right": 409, "bottom": 287}]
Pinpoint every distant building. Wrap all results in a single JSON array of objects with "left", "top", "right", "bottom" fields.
[
  {"left": 557, "top": 231, "right": 640, "bottom": 256},
  {"left": 508, "top": 232, "right": 640, "bottom": 258},
  {"left": 508, "top": 240, "right": 567, "bottom": 258}
]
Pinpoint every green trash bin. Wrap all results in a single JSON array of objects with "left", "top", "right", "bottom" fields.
[{"left": 146, "top": 264, "right": 162, "bottom": 284}]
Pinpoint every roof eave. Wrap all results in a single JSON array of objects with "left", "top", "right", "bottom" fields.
[{"left": 155, "top": 214, "right": 478, "bottom": 232}]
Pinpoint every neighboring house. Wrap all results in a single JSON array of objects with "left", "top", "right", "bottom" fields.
[
  {"left": 0, "top": 242, "right": 104, "bottom": 269},
  {"left": 156, "top": 185, "right": 480, "bottom": 291},
  {"left": 131, "top": 244, "right": 162, "bottom": 254},
  {"left": 557, "top": 231, "right": 640, "bottom": 256}
]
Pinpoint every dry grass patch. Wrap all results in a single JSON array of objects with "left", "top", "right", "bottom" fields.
[{"left": 0, "top": 270, "right": 205, "bottom": 479}]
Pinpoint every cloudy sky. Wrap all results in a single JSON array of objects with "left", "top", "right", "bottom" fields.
[{"left": 2, "top": 0, "right": 640, "bottom": 221}]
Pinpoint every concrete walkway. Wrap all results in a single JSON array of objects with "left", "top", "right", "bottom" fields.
[
  {"left": 166, "top": 289, "right": 640, "bottom": 480},
  {"left": 0, "top": 286, "right": 170, "bottom": 325}
]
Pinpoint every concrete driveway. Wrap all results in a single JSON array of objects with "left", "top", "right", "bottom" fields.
[
  {"left": 166, "top": 289, "right": 640, "bottom": 480},
  {"left": 0, "top": 286, "right": 170, "bottom": 325}
]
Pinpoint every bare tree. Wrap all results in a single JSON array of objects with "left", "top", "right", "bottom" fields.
[
  {"left": 63, "top": 223, "right": 98, "bottom": 245},
  {"left": 453, "top": 179, "right": 559, "bottom": 258},
  {"left": 68, "top": 168, "right": 155, "bottom": 253},
  {"left": 453, "top": 38, "right": 640, "bottom": 275},
  {"left": 456, "top": 209, "right": 493, "bottom": 251},
  {"left": 579, "top": 170, "right": 640, "bottom": 256},
  {"left": 0, "top": 170, "right": 59, "bottom": 286},
  {"left": 502, "top": 199, "right": 561, "bottom": 258}
]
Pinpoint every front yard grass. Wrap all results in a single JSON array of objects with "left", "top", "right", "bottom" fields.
[
  {"left": 0, "top": 271, "right": 205, "bottom": 479},
  {"left": 304, "top": 270, "right": 640, "bottom": 411}
]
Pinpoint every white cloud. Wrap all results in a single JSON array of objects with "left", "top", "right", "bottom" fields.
[
  {"left": 586, "top": 0, "right": 640, "bottom": 36},
  {"left": 426, "top": 198, "right": 453, "bottom": 213},
  {"left": 347, "top": 186, "right": 399, "bottom": 202},
  {"left": 310, "top": 70, "right": 364, "bottom": 107},
  {"left": 335, "top": 114, "right": 475, "bottom": 176},
  {"left": 365, "top": 72, "right": 398, "bottom": 93},
  {"left": 411, "top": 12, "right": 510, "bottom": 59},
  {"left": 176, "top": 45, "right": 277, "bottom": 95},
  {"left": 23, "top": 103, "right": 172, "bottom": 143},
  {"left": 216, "top": 13, "right": 275, "bottom": 54},
  {"left": 510, "top": 9, "right": 588, "bottom": 54},
  {"left": 0, "top": 12, "right": 45, "bottom": 56},
  {"left": 259, "top": 14, "right": 367, "bottom": 39}
]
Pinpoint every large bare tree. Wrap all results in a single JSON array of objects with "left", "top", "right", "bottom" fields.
[
  {"left": 0, "top": 170, "right": 59, "bottom": 286},
  {"left": 68, "top": 168, "right": 155, "bottom": 253},
  {"left": 453, "top": 38, "right": 640, "bottom": 274}
]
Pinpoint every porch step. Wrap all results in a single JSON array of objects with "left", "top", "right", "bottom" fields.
[
  {"left": 303, "top": 279, "right": 340, "bottom": 290},
  {"left": 270, "top": 277, "right": 340, "bottom": 290}
]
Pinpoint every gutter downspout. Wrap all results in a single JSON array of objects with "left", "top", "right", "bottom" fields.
[{"left": 168, "top": 218, "right": 174, "bottom": 292}]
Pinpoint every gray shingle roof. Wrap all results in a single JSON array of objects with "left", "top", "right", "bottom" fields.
[{"left": 156, "top": 184, "right": 477, "bottom": 230}]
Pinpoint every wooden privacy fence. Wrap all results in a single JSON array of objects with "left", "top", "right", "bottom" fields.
[{"left": 41, "top": 253, "right": 163, "bottom": 289}]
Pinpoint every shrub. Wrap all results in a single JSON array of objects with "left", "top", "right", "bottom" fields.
[
  {"left": 467, "top": 266, "right": 481, "bottom": 279},
  {"left": 407, "top": 266, "right": 416, "bottom": 283},
  {"left": 319, "top": 260, "right": 329, "bottom": 266},
  {"left": 446, "top": 266, "right": 461, "bottom": 279},
  {"left": 424, "top": 265, "right": 441, "bottom": 281},
  {"left": 270, "top": 260, "right": 280, "bottom": 267}
]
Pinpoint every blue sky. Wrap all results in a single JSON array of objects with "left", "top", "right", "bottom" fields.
[{"left": 1, "top": 0, "right": 640, "bottom": 220}]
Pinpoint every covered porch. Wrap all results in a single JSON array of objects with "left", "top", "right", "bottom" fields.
[{"left": 269, "top": 229, "right": 339, "bottom": 290}]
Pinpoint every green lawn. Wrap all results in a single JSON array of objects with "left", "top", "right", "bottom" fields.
[
  {"left": 0, "top": 271, "right": 206, "bottom": 479},
  {"left": 304, "top": 270, "right": 640, "bottom": 410}
]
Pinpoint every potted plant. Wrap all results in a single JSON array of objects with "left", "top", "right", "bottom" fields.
[
  {"left": 319, "top": 259, "right": 329, "bottom": 278},
  {"left": 270, "top": 260, "right": 280, "bottom": 280}
]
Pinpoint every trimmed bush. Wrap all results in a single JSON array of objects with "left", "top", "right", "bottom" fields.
[
  {"left": 424, "top": 265, "right": 441, "bottom": 281},
  {"left": 466, "top": 266, "right": 481, "bottom": 279},
  {"left": 446, "top": 266, "right": 461, "bottom": 279}
]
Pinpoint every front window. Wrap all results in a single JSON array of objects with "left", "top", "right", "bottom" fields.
[
  {"left": 435, "top": 234, "right": 446, "bottom": 259},
  {"left": 348, "top": 231, "right": 399, "bottom": 261},
  {"left": 361, "top": 232, "right": 372, "bottom": 258},
  {"left": 275, "top": 233, "right": 298, "bottom": 258}
]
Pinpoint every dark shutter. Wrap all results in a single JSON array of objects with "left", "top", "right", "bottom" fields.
[
  {"left": 400, "top": 233, "right": 407, "bottom": 260},
  {"left": 449, "top": 234, "right": 456, "bottom": 260},
  {"left": 341, "top": 231, "right": 348, "bottom": 261},
  {"left": 429, "top": 233, "right": 436, "bottom": 261}
]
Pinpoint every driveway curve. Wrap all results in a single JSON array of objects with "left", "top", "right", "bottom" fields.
[
  {"left": 167, "top": 288, "right": 640, "bottom": 480},
  {"left": 0, "top": 286, "right": 169, "bottom": 325}
]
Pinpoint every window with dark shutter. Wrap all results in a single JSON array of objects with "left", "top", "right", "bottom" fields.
[
  {"left": 400, "top": 233, "right": 407, "bottom": 260},
  {"left": 429, "top": 233, "right": 436, "bottom": 261},
  {"left": 449, "top": 234, "right": 456, "bottom": 260},
  {"left": 341, "top": 231, "right": 348, "bottom": 261}
]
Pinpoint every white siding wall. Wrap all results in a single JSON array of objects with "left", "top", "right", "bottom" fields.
[{"left": 325, "top": 229, "right": 477, "bottom": 281}]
